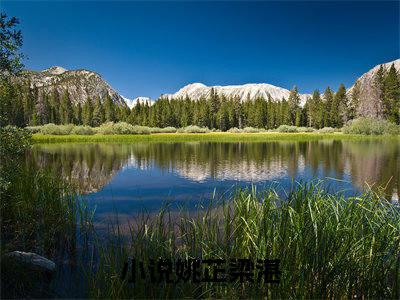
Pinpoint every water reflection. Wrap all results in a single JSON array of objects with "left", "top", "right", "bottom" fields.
[{"left": 30, "top": 140, "right": 400, "bottom": 203}]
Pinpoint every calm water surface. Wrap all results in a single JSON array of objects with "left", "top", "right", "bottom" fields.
[{"left": 29, "top": 140, "right": 400, "bottom": 224}]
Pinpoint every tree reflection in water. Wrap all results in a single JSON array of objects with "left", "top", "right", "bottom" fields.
[{"left": 29, "top": 140, "right": 399, "bottom": 202}]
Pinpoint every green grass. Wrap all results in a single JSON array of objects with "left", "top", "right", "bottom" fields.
[
  {"left": 32, "top": 132, "right": 400, "bottom": 144},
  {"left": 85, "top": 183, "right": 400, "bottom": 299},
  {"left": 0, "top": 126, "right": 81, "bottom": 298}
]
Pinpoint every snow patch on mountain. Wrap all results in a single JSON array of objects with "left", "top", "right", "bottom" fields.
[
  {"left": 164, "top": 82, "right": 311, "bottom": 106},
  {"left": 43, "top": 66, "right": 68, "bottom": 75},
  {"left": 123, "top": 96, "right": 154, "bottom": 109}
]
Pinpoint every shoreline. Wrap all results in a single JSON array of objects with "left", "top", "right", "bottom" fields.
[{"left": 31, "top": 132, "right": 400, "bottom": 143}]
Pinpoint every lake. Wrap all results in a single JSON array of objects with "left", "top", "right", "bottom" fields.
[{"left": 29, "top": 139, "right": 399, "bottom": 225}]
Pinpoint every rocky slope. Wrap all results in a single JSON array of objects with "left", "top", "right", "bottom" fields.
[
  {"left": 348, "top": 59, "right": 400, "bottom": 118},
  {"left": 163, "top": 82, "right": 311, "bottom": 106},
  {"left": 18, "top": 66, "right": 126, "bottom": 105}
]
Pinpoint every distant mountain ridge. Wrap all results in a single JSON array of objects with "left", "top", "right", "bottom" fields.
[
  {"left": 164, "top": 82, "right": 311, "bottom": 106},
  {"left": 15, "top": 59, "right": 400, "bottom": 120}
]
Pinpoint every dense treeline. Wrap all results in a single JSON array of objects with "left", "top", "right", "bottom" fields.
[{"left": 1, "top": 63, "right": 399, "bottom": 129}]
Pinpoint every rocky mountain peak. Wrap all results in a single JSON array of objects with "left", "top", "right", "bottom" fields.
[
  {"left": 42, "top": 66, "right": 68, "bottom": 75},
  {"left": 348, "top": 58, "right": 400, "bottom": 118},
  {"left": 17, "top": 66, "right": 126, "bottom": 106}
]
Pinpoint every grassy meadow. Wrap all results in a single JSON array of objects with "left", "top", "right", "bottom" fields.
[
  {"left": 31, "top": 131, "right": 400, "bottom": 144},
  {"left": 28, "top": 118, "right": 400, "bottom": 143}
]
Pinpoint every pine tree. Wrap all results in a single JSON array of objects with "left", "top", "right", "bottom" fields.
[
  {"left": 74, "top": 103, "right": 82, "bottom": 125},
  {"left": 217, "top": 97, "right": 230, "bottom": 131},
  {"left": 92, "top": 97, "right": 105, "bottom": 126},
  {"left": 348, "top": 81, "right": 360, "bottom": 120},
  {"left": 49, "top": 90, "right": 61, "bottom": 124},
  {"left": 0, "top": 78, "right": 15, "bottom": 126},
  {"left": 323, "top": 87, "right": 334, "bottom": 127},
  {"left": 383, "top": 64, "right": 400, "bottom": 124},
  {"left": 104, "top": 95, "right": 116, "bottom": 122},
  {"left": 40, "top": 93, "right": 51, "bottom": 124},
  {"left": 120, "top": 103, "right": 131, "bottom": 123},
  {"left": 252, "top": 97, "right": 267, "bottom": 128},
  {"left": 280, "top": 98, "right": 291, "bottom": 125},
  {"left": 82, "top": 98, "right": 93, "bottom": 126},
  {"left": 306, "top": 91, "right": 318, "bottom": 127},
  {"left": 60, "top": 91, "right": 73, "bottom": 124},
  {"left": 266, "top": 95, "right": 275, "bottom": 129},
  {"left": 208, "top": 88, "right": 220, "bottom": 128},
  {"left": 288, "top": 86, "right": 301, "bottom": 125},
  {"left": 21, "top": 81, "right": 34, "bottom": 125},
  {"left": 331, "top": 84, "right": 346, "bottom": 127},
  {"left": 31, "top": 104, "right": 39, "bottom": 126},
  {"left": 374, "top": 65, "right": 386, "bottom": 118}
]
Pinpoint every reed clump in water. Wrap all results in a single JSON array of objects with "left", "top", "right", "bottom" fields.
[
  {"left": 0, "top": 126, "right": 79, "bottom": 298},
  {"left": 86, "top": 184, "right": 400, "bottom": 299}
]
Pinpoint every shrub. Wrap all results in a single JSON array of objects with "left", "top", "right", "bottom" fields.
[
  {"left": 25, "top": 126, "right": 41, "bottom": 134},
  {"left": 243, "top": 127, "right": 265, "bottom": 133},
  {"left": 0, "top": 126, "right": 31, "bottom": 158},
  {"left": 297, "top": 127, "right": 316, "bottom": 133},
  {"left": 131, "top": 125, "right": 151, "bottom": 135},
  {"left": 96, "top": 122, "right": 151, "bottom": 135},
  {"left": 227, "top": 127, "right": 243, "bottom": 133},
  {"left": 150, "top": 127, "right": 177, "bottom": 133},
  {"left": 277, "top": 125, "right": 298, "bottom": 133},
  {"left": 342, "top": 118, "right": 400, "bottom": 135},
  {"left": 318, "top": 127, "right": 336, "bottom": 134},
  {"left": 113, "top": 122, "right": 136, "bottom": 134},
  {"left": 96, "top": 122, "right": 115, "bottom": 134},
  {"left": 71, "top": 125, "right": 95, "bottom": 135},
  {"left": 177, "top": 125, "right": 210, "bottom": 133},
  {"left": 40, "top": 123, "right": 74, "bottom": 135}
]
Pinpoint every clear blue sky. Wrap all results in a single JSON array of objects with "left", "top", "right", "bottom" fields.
[{"left": 2, "top": 1, "right": 399, "bottom": 99}]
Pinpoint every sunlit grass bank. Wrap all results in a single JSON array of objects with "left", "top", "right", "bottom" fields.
[
  {"left": 31, "top": 131, "right": 400, "bottom": 144},
  {"left": 86, "top": 184, "right": 400, "bottom": 299}
]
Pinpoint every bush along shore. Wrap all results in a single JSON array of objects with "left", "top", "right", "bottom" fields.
[{"left": 26, "top": 117, "right": 399, "bottom": 139}]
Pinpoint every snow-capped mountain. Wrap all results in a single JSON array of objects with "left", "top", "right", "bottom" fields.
[
  {"left": 122, "top": 96, "right": 154, "bottom": 109},
  {"left": 164, "top": 82, "right": 311, "bottom": 106}
]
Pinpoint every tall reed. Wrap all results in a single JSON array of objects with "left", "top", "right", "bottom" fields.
[
  {"left": 85, "top": 183, "right": 400, "bottom": 298},
  {"left": 1, "top": 126, "right": 80, "bottom": 298}
]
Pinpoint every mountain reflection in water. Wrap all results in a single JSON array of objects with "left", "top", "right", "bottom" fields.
[{"left": 29, "top": 140, "right": 400, "bottom": 211}]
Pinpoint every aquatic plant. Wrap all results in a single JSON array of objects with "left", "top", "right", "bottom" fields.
[
  {"left": 85, "top": 183, "right": 400, "bottom": 299},
  {"left": 0, "top": 126, "right": 79, "bottom": 298}
]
